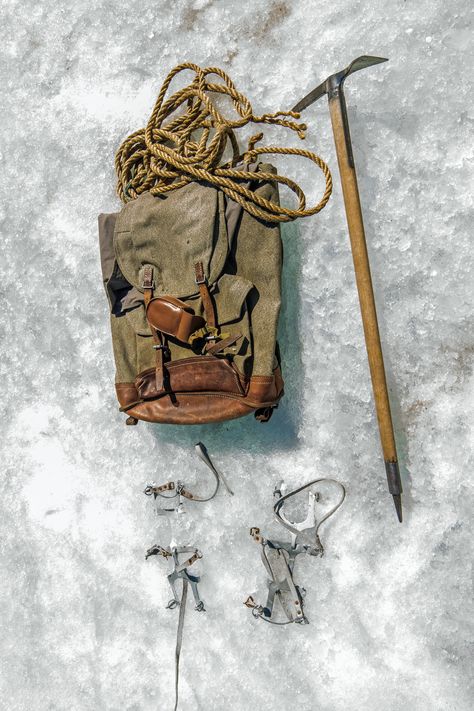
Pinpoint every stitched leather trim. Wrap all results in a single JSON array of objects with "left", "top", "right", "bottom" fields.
[
  {"left": 134, "top": 356, "right": 245, "bottom": 399},
  {"left": 115, "top": 366, "right": 284, "bottom": 424}
]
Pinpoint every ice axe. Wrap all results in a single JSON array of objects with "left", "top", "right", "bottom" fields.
[{"left": 292, "top": 56, "right": 403, "bottom": 522}]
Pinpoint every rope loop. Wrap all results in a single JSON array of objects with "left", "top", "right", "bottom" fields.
[{"left": 115, "top": 63, "right": 332, "bottom": 223}]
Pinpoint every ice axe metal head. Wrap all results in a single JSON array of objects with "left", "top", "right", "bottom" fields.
[
  {"left": 292, "top": 56, "right": 387, "bottom": 169},
  {"left": 292, "top": 56, "right": 388, "bottom": 113}
]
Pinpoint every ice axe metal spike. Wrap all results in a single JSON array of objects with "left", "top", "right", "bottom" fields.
[{"left": 292, "top": 56, "right": 403, "bottom": 523}]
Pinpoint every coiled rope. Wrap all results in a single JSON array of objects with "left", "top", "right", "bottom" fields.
[{"left": 115, "top": 63, "right": 332, "bottom": 223}]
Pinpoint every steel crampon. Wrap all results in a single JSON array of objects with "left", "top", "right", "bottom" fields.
[
  {"left": 245, "top": 477, "right": 345, "bottom": 625},
  {"left": 144, "top": 441, "right": 233, "bottom": 515},
  {"left": 146, "top": 544, "right": 205, "bottom": 711}
]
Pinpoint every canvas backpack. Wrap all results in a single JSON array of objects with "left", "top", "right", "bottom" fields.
[{"left": 98, "top": 163, "right": 284, "bottom": 426}]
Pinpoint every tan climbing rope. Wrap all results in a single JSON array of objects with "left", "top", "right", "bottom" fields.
[{"left": 115, "top": 63, "right": 332, "bottom": 223}]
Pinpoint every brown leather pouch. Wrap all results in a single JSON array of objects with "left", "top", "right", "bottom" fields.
[
  {"left": 146, "top": 296, "right": 205, "bottom": 343},
  {"left": 135, "top": 356, "right": 246, "bottom": 400}
]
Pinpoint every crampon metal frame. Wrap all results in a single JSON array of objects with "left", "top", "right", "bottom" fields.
[
  {"left": 145, "top": 544, "right": 205, "bottom": 612},
  {"left": 244, "top": 477, "right": 345, "bottom": 625},
  {"left": 144, "top": 441, "right": 233, "bottom": 515}
]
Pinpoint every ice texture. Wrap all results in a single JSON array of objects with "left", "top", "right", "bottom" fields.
[{"left": 1, "top": 0, "right": 473, "bottom": 710}]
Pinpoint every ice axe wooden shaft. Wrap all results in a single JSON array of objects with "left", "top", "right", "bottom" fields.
[{"left": 293, "top": 56, "right": 403, "bottom": 522}]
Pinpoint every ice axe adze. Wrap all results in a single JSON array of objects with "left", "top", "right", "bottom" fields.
[{"left": 292, "top": 56, "right": 403, "bottom": 522}]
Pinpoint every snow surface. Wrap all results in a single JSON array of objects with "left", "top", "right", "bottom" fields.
[{"left": 1, "top": 1, "right": 473, "bottom": 710}]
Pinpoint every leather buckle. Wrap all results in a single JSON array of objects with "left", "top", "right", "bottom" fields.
[{"left": 194, "top": 260, "right": 207, "bottom": 285}]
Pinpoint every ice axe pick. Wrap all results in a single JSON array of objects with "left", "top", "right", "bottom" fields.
[{"left": 292, "top": 56, "right": 403, "bottom": 522}]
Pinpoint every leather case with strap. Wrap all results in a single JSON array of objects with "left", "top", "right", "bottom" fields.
[{"left": 146, "top": 296, "right": 206, "bottom": 344}]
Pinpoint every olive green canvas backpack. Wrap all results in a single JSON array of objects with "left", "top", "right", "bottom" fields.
[
  {"left": 98, "top": 164, "right": 284, "bottom": 426},
  {"left": 98, "top": 64, "right": 332, "bottom": 427}
]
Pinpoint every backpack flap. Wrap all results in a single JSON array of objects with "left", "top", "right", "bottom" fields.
[
  {"left": 98, "top": 212, "right": 142, "bottom": 315},
  {"left": 114, "top": 182, "right": 228, "bottom": 299}
]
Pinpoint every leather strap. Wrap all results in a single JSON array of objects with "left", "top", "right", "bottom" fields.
[
  {"left": 143, "top": 264, "right": 154, "bottom": 306},
  {"left": 144, "top": 442, "right": 233, "bottom": 507},
  {"left": 144, "top": 482, "right": 175, "bottom": 496},
  {"left": 205, "top": 333, "right": 241, "bottom": 356},
  {"left": 194, "top": 441, "right": 234, "bottom": 496},
  {"left": 142, "top": 267, "right": 175, "bottom": 402},
  {"left": 152, "top": 328, "right": 165, "bottom": 392},
  {"left": 174, "top": 579, "right": 188, "bottom": 711},
  {"left": 194, "top": 261, "right": 216, "bottom": 329}
]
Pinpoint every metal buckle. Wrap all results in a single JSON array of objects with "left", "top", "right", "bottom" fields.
[{"left": 153, "top": 345, "right": 170, "bottom": 357}]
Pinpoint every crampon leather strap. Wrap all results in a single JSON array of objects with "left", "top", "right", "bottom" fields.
[
  {"left": 145, "top": 544, "right": 205, "bottom": 711},
  {"left": 144, "top": 441, "right": 233, "bottom": 513},
  {"left": 174, "top": 579, "right": 188, "bottom": 711}
]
